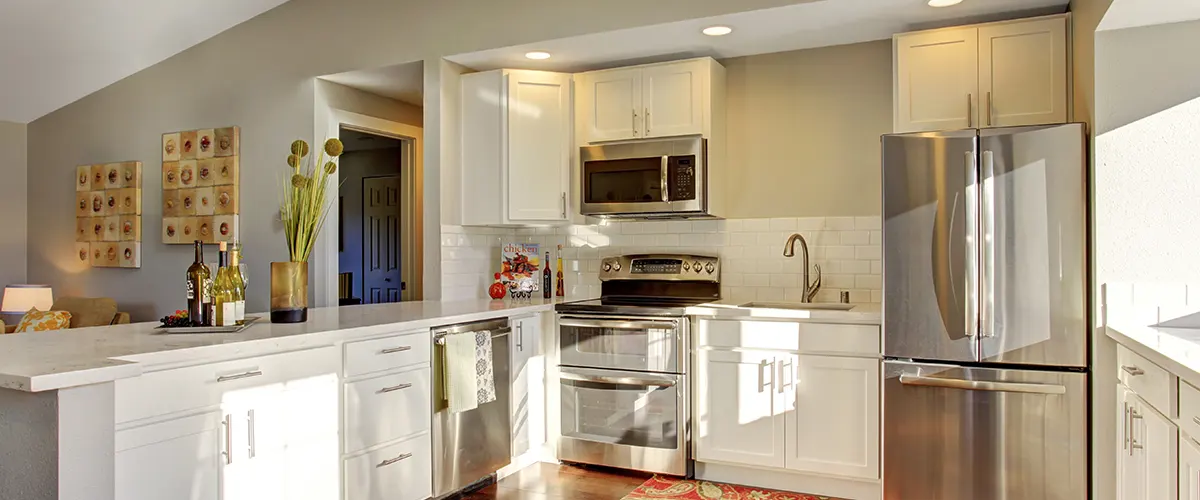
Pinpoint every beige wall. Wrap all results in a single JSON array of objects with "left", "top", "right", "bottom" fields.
[
  {"left": 317, "top": 79, "right": 423, "bottom": 128},
  {"left": 0, "top": 121, "right": 27, "bottom": 289},
  {"left": 23, "top": 0, "right": 807, "bottom": 319},
  {"left": 722, "top": 40, "right": 891, "bottom": 218}
]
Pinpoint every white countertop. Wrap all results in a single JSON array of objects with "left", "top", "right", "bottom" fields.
[
  {"left": 688, "top": 301, "right": 882, "bottom": 324},
  {"left": 0, "top": 298, "right": 568, "bottom": 393},
  {"left": 1107, "top": 321, "right": 1200, "bottom": 389}
]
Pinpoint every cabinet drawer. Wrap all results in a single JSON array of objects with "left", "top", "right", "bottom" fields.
[
  {"left": 699, "top": 320, "right": 879, "bottom": 355},
  {"left": 1117, "top": 344, "right": 1173, "bottom": 415},
  {"left": 344, "top": 330, "right": 431, "bottom": 378},
  {"left": 344, "top": 433, "right": 432, "bottom": 500},
  {"left": 1180, "top": 381, "right": 1200, "bottom": 440},
  {"left": 344, "top": 367, "right": 431, "bottom": 454},
  {"left": 115, "top": 346, "right": 338, "bottom": 424}
]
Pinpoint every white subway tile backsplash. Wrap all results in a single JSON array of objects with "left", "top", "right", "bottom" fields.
[{"left": 441, "top": 215, "right": 884, "bottom": 302}]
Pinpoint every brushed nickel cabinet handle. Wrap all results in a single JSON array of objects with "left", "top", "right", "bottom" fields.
[
  {"left": 379, "top": 346, "right": 412, "bottom": 354},
  {"left": 561, "top": 192, "right": 567, "bottom": 219},
  {"left": 223, "top": 414, "right": 234, "bottom": 465},
  {"left": 217, "top": 370, "right": 263, "bottom": 383},
  {"left": 1193, "top": 415, "right": 1200, "bottom": 426},
  {"left": 1122, "top": 365, "right": 1145, "bottom": 376},
  {"left": 632, "top": 109, "right": 638, "bottom": 136},
  {"left": 967, "top": 93, "right": 973, "bottom": 127},
  {"left": 377, "top": 383, "right": 413, "bottom": 394},
  {"left": 247, "top": 409, "right": 256, "bottom": 459},
  {"left": 377, "top": 453, "right": 413, "bottom": 468},
  {"left": 645, "top": 108, "right": 651, "bottom": 136}
]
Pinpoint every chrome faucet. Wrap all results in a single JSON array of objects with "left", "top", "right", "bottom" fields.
[{"left": 783, "top": 233, "right": 822, "bottom": 302}]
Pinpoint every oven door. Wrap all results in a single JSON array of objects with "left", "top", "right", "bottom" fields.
[
  {"left": 557, "top": 366, "right": 688, "bottom": 475},
  {"left": 558, "top": 315, "right": 683, "bottom": 373}
]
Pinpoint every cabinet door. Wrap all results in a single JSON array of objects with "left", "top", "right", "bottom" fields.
[
  {"left": 695, "top": 349, "right": 784, "bottom": 468},
  {"left": 511, "top": 314, "right": 545, "bottom": 457},
  {"left": 579, "top": 68, "right": 642, "bottom": 142},
  {"left": 1182, "top": 435, "right": 1200, "bottom": 500},
  {"left": 977, "top": 17, "right": 1067, "bottom": 128},
  {"left": 506, "top": 70, "right": 571, "bottom": 222},
  {"left": 782, "top": 355, "right": 880, "bottom": 479},
  {"left": 1118, "top": 386, "right": 1143, "bottom": 500},
  {"left": 1135, "top": 396, "right": 1178, "bottom": 500},
  {"left": 894, "top": 27, "right": 979, "bottom": 132},
  {"left": 642, "top": 60, "right": 706, "bottom": 138},
  {"left": 280, "top": 372, "right": 340, "bottom": 500},
  {"left": 223, "top": 386, "right": 285, "bottom": 500},
  {"left": 115, "top": 413, "right": 221, "bottom": 500}
]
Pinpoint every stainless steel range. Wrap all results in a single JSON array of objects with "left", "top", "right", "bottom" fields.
[{"left": 554, "top": 254, "right": 719, "bottom": 477}]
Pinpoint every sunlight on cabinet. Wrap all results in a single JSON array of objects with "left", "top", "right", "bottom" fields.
[
  {"left": 1183, "top": 436, "right": 1200, "bottom": 500},
  {"left": 783, "top": 355, "right": 879, "bottom": 479},
  {"left": 695, "top": 349, "right": 784, "bottom": 468}
]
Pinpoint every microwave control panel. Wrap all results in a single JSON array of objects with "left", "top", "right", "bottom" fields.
[{"left": 668, "top": 156, "right": 696, "bottom": 201}]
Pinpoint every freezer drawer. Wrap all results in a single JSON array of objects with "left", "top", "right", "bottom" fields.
[{"left": 883, "top": 361, "right": 1087, "bottom": 500}]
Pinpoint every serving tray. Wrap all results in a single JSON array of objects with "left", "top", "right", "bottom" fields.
[{"left": 156, "top": 315, "right": 261, "bottom": 334}]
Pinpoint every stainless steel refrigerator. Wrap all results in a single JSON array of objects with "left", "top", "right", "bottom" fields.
[{"left": 882, "top": 123, "right": 1089, "bottom": 500}]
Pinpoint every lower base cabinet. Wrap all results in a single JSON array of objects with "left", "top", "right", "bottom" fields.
[
  {"left": 1182, "top": 436, "right": 1200, "bottom": 500},
  {"left": 344, "top": 433, "right": 433, "bottom": 500},
  {"left": 115, "top": 412, "right": 222, "bottom": 500},
  {"left": 783, "top": 355, "right": 879, "bottom": 479}
]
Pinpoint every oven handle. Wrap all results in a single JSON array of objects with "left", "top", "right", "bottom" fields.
[
  {"left": 558, "top": 317, "right": 678, "bottom": 331},
  {"left": 559, "top": 371, "right": 677, "bottom": 388}
]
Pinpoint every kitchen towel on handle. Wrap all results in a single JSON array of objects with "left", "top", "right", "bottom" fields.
[
  {"left": 473, "top": 330, "right": 497, "bottom": 405},
  {"left": 444, "top": 331, "right": 480, "bottom": 413}
]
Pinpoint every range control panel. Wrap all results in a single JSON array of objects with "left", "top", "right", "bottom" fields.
[{"left": 600, "top": 254, "right": 720, "bottom": 282}]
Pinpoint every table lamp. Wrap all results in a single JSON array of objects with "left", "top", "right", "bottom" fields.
[{"left": 2, "top": 285, "right": 54, "bottom": 317}]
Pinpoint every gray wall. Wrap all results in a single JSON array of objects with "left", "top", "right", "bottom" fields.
[
  {"left": 0, "top": 121, "right": 26, "bottom": 289},
  {"left": 25, "top": 0, "right": 805, "bottom": 320},
  {"left": 722, "top": 40, "right": 891, "bottom": 218},
  {"left": 338, "top": 145, "right": 404, "bottom": 301}
]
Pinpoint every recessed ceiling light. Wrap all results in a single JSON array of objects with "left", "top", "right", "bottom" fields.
[
  {"left": 927, "top": 0, "right": 963, "bottom": 6},
  {"left": 525, "top": 51, "right": 551, "bottom": 60},
  {"left": 702, "top": 26, "right": 733, "bottom": 36}
]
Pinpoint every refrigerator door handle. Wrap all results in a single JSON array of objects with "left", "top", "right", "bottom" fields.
[
  {"left": 964, "top": 150, "right": 979, "bottom": 339},
  {"left": 898, "top": 374, "right": 1066, "bottom": 395},
  {"left": 980, "top": 150, "right": 996, "bottom": 338}
]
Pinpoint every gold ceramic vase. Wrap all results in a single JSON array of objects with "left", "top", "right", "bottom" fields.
[{"left": 270, "top": 261, "right": 308, "bottom": 323}]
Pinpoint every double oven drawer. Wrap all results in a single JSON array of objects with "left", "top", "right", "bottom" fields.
[{"left": 558, "top": 315, "right": 684, "bottom": 373}]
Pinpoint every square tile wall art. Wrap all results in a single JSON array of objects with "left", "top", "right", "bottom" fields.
[
  {"left": 75, "top": 161, "right": 142, "bottom": 268},
  {"left": 161, "top": 127, "right": 240, "bottom": 244}
]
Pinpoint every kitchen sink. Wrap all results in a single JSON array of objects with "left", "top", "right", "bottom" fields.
[{"left": 738, "top": 301, "right": 856, "bottom": 311}]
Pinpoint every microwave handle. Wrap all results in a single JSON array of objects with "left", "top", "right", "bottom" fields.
[{"left": 660, "top": 156, "right": 669, "bottom": 203}]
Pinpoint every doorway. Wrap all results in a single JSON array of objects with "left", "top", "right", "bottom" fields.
[{"left": 337, "top": 127, "right": 416, "bottom": 304}]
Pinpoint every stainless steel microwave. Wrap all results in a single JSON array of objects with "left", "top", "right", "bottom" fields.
[{"left": 580, "top": 137, "right": 708, "bottom": 218}]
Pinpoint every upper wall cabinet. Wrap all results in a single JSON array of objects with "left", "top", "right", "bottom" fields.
[
  {"left": 893, "top": 14, "right": 1068, "bottom": 133},
  {"left": 461, "top": 69, "right": 572, "bottom": 226},
  {"left": 577, "top": 58, "right": 722, "bottom": 143}
]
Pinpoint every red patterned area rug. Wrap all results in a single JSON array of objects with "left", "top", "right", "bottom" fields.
[{"left": 621, "top": 476, "right": 842, "bottom": 500}]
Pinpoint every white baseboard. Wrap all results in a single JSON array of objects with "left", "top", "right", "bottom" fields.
[{"left": 695, "top": 462, "right": 880, "bottom": 500}]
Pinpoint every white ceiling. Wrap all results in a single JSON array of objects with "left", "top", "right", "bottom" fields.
[
  {"left": 1099, "top": 0, "right": 1200, "bottom": 31},
  {"left": 447, "top": 0, "right": 1068, "bottom": 73},
  {"left": 321, "top": 61, "right": 425, "bottom": 107},
  {"left": 0, "top": 0, "right": 290, "bottom": 123}
]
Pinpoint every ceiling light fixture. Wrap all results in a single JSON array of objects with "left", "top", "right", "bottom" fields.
[
  {"left": 927, "top": 0, "right": 963, "bottom": 6},
  {"left": 702, "top": 26, "right": 733, "bottom": 36},
  {"left": 525, "top": 51, "right": 551, "bottom": 60}
]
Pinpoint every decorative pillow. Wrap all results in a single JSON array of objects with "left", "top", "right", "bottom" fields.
[{"left": 14, "top": 308, "right": 72, "bottom": 333}]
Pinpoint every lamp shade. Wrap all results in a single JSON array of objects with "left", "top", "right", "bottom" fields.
[{"left": 2, "top": 285, "right": 54, "bottom": 313}]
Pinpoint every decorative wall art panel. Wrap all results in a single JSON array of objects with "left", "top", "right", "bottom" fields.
[
  {"left": 161, "top": 126, "right": 240, "bottom": 244},
  {"left": 76, "top": 161, "right": 142, "bottom": 268}
]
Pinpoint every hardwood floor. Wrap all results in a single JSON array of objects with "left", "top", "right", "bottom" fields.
[{"left": 459, "top": 462, "right": 652, "bottom": 500}]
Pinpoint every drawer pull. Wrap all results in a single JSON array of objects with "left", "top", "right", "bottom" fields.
[
  {"left": 380, "top": 346, "right": 412, "bottom": 354},
  {"left": 217, "top": 370, "right": 263, "bottom": 382},
  {"left": 377, "top": 383, "right": 413, "bottom": 394},
  {"left": 376, "top": 453, "right": 413, "bottom": 468},
  {"left": 1121, "top": 365, "right": 1145, "bottom": 376},
  {"left": 1193, "top": 416, "right": 1200, "bottom": 426},
  {"left": 223, "top": 414, "right": 234, "bottom": 465}
]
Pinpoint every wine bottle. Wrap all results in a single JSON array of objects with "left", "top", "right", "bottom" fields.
[
  {"left": 214, "top": 242, "right": 236, "bottom": 327},
  {"left": 542, "top": 251, "right": 551, "bottom": 299},
  {"left": 556, "top": 245, "right": 565, "bottom": 297},
  {"left": 229, "top": 243, "right": 246, "bottom": 325},
  {"left": 186, "top": 241, "right": 212, "bottom": 326}
]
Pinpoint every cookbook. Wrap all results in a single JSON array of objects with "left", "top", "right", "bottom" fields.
[{"left": 500, "top": 242, "right": 540, "bottom": 292}]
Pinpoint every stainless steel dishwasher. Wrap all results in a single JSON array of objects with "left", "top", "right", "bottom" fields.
[{"left": 431, "top": 317, "right": 512, "bottom": 498}]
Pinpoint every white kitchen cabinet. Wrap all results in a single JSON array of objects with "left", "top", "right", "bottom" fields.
[
  {"left": 977, "top": 17, "right": 1068, "bottom": 128},
  {"left": 1182, "top": 434, "right": 1200, "bottom": 500},
  {"left": 1118, "top": 386, "right": 1143, "bottom": 500},
  {"left": 1117, "top": 383, "right": 1179, "bottom": 500},
  {"left": 782, "top": 355, "right": 880, "bottom": 479},
  {"left": 893, "top": 14, "right": 1068, "bottom": 133},
  {"left": 461, "top": 69, "right": 572, "bottom": 225},
  {"left": 115, "top": 412, "right": 222, "bottom": 500},
  {"left": 511, "top": 314, "right": 545, "bottom": 458},
  {"left": 577, "top": 58, "right": 722, "bottom": 143},
  {"left": 695, "top": 349, "right": 785, "bottom": 468}
]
